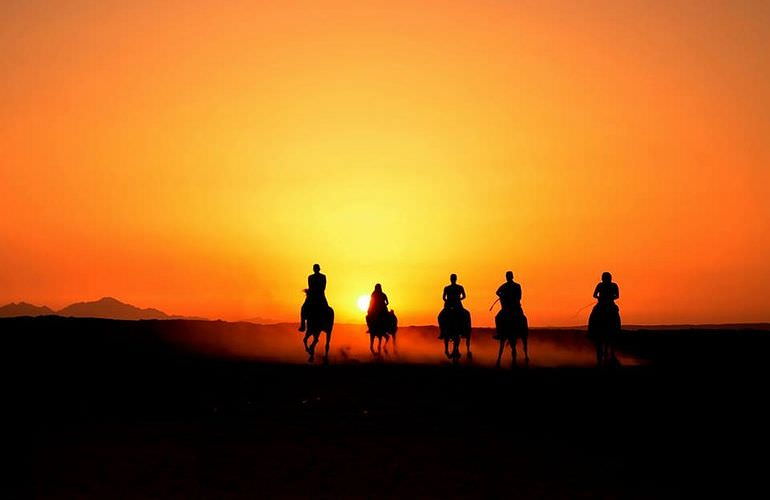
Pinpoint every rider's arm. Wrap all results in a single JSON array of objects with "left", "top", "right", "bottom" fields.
[
  {"left": 320, "top": 274, "right": 326, "bottom": 292},
  {"left": 459, "top": 286, "right": 466, "bottom": 301},
  {"left": 384, "top": 294, "right": 389, "bottom": 306},
  {"left": 593, "top": 284, "right": 600, "bottom": 299},
  {"left": 442, "top": 287, "right": 448, "bottom": 302},
  {"left": 614, "top": 284, "right": 619, "bottom": 300}
]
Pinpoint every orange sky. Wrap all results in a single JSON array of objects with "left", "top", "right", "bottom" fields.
[{"left": 2, "top": 0, "right": 769, "bottom": 326}]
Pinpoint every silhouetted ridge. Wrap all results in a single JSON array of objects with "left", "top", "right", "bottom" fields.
[
  {"left": 0, "top": 302, "right": 55, "bottom": 318},
  {"left": 57, "top": 297, "right": 171, "bottom": 320}
]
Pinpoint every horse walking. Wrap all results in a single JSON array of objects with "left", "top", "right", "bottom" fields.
[
  {"left": 302, "top": 301, "right": 334, "bottom": 363},
  {"left": 367, "top": 309, "right": 398, "bottom": 356}
]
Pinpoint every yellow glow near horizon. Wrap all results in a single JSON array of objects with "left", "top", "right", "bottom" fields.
[{"left": 357, "top": 295, "right": 370, "bottom": 313}]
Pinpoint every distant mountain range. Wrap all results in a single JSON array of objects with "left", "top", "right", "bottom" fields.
[{"left": 0, "top": 297, "right": 199, "bottom": 321}]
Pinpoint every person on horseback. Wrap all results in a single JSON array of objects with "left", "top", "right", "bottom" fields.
[
  {"left": 588, "top": 271, "right": 621, "bottom": 365},
  {"left": 493, "top": 271, "right": 529, "bottom": 365},
  {"left": 493, "top": 271, "right": 522, "bottom": 340},
  {"left": 366, "top": 284, "right": 389, "bottom": 329},
  {"left": 299, "top": 263, "right": 328, "bottom": 332},
  {"left": 438, "top": 274, "right": 466, "bottom": 340}
]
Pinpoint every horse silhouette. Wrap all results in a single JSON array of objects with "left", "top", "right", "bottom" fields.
[
  {"left": 301, "top": 291, "right": 334, "bottom": 363},
  {"left": 588, "top": 272, "right": 621, "bottom": 367},
  {"left": 438, "top": 307, "right": 472, "bottom": 362},
  {"left": 366, "top": 309, "right": 398, "bottom": 356},
  {"left": 588, "top": 303, "right": 620, "bottom": 366},
  {"left": 494, "top": 307, "right": 529, "bottom": 367}
]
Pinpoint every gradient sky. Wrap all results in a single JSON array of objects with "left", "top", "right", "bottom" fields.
[{"left": 2, "top": 0, "right": 769, "bottom": 325}]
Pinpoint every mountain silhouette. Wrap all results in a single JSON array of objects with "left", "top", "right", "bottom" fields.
[
  {"left": 56, "top": 297, "right": 171, "bottom": 320},
  {"left": 0, "top": 297, "right": 207, "bottom": 320},
  {"left": 0, "top": 302, "right": 55, "bottom": 318}
]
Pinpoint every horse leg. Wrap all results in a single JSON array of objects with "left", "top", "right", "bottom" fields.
[
  {"left": 444, "top": 338, "right": 451, "bottom": 359},
  {"left": 522, "top": 335, "right": 529, "bottom": 362},
  {"left": 451, "top": 339, "right": 461, "bottom": 362},
  {"left": 383, "top": 335, "right": 390, "bottom": 355},
  {"left": 377, "top": 336, "right": 383, "bottom": 355},
  {"left": 308, "top": 335, "right": 319, "bottom": 362},
  {"left": 510, "top": 337, "right": 517, "bottom": 367},
  {"left": 392, "top": 331, "right": 398, "bottom": 355},
  {"left": 323, "top": 330, "right": 331, "bottom": 362},
  {"left": 496, "top": 339, "right": 505, "bottom": 368},
  {"left": 465, "top": 335, "right": 472, "bottom": 360},
  {"left": 303, "top": 332, "right": 312, "bottom": 353},
  {"left": 370, "top": 334, "right": 376, "bottom": 355}
]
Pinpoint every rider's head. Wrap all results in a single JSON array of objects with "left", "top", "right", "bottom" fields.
[
  {"left": 374, "top": 283, "right": 382, "bottom": 292},
  {"left": 450, "top": 273, "right": 457, "bottom": 284},
  {"left": 602, "top": 271, "right": 612, "bottom": 283},
  {"left": 506, "top": 271, "right": 513, "bottom": 282},
  {"left": 313, "top": 263, "right": 320, "bottom": 273}
]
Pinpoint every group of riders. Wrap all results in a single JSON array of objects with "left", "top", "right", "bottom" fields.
[{"left": 298, "top": 264, "right": 621, "bottom": 366}]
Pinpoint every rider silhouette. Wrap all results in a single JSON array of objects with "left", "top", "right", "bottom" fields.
[
  {"left": 593, "top": 272, "right": 619, "bottom": 306},
  {"left": 366, "top": 284, "right": 389, "bottom": 333},
  {"left": 588, "top": 272, "right": 621, "bottom": 365},
  {"left": 299, "top": 263, "right": 328, "bottom": 332},
  {"left": 368, "top": 283, "right": 389, "bottom": 317},
  {"left": 493, "top": 271, "right": 522, "bottom": 340},
  {"left": 438, "top": 274, "right": 466, "bottom": 339}
]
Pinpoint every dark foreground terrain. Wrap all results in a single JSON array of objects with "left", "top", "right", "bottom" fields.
[{"left": 5, "top": 317, "right": 770, "bottom": 498}]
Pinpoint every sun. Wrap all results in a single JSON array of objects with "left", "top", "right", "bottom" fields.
[{"left": 356, "top": 295, "right": 369, "bottom": 312}]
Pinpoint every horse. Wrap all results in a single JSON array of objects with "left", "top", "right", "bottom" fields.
[
  {"left": 494, "top": 307, "right": 529, "bottom": 367},
  {"left": 366, "top": 309, "right": 398, "bottom": 356},
  {"left": 302, "top": 303, "right": 334, "bottom": 363},
  {"left": 587, "top": 302, "right": 621, "bottom": 366},
  {"left": 438, "top": 307, "right": 472, "bottom": 362}
]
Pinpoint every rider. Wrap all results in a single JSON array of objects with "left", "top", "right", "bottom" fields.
[
  {"left": 299, "top": 263, "right": 328, "bottom": 332},
  {"left": 367, "top": 283, "right": 389, "bottom": 317},
  {"left": 438, "top": 274, "right": 466, "bottom": 339},
  {"left": 493, "top": 271, "right": 522, "bottom": 339},
  {"left": 588, "top": 272, "right": 621, "bottom": 364},
  {"left": 593, "top": 271, "right": 619, "bottom": 307}
]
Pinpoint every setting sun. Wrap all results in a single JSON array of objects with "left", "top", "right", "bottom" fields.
[{"left": 357, "top": 295, "right": 370, "bottom": 313}]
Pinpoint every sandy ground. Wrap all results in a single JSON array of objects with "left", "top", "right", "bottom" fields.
[{"left": 5, "top": 317, "right": 768, "bottom": 498}]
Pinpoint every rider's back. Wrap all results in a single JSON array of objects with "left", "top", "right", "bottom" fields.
[
  {"left": 594, "top": 281, "right": 618, "bottom": 304},
  {"left": 308, "top": 273, "right": 326, "bottom": 300},
  {"left": 496, "top": 281, "right": 522, "bottom": 310},
  {"left": 369, "top": 290, "right": 388, "bottom": 315},
  {"left": 443, "top": 284, "right": 465, "bottom": 309}
]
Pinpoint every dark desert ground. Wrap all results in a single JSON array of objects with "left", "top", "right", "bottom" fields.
[{"left": 7, "top": 316, "right": 770, "bottom": 499}]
